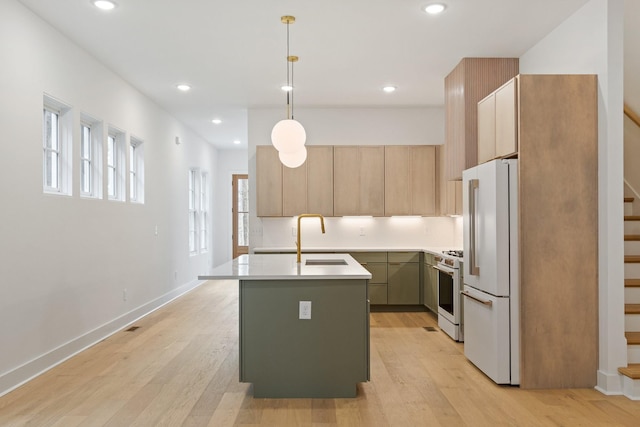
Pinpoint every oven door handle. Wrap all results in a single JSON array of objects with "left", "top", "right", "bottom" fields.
[
  {"left": 432, "top": 265, "right": 454, "bottom": 276},
  {"left": 461, "top": 290, "right": 493, "bottom": 306}
]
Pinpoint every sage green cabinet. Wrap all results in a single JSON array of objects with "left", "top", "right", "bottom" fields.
[
  {"left": 350, "top": 252, "right": 388, "bottom": 305},
  {"left": 422, "top": 253, "right": 438, "bottom": 312},
  {"left": 387, "top": 252, "right": 420, "bottom": 304}
]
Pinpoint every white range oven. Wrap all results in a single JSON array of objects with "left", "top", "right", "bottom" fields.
[{"left": 435, "top": 250, "right": 463, "bottom": 341}]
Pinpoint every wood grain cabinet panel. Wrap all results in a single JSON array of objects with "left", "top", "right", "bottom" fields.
[
  {"left": 334, "top": 146, "right": 384, "bottom": 216},
  {"left": 477, "top": 77, "right": 518, "bottom": 164},
  {"left": 438, "top": 145, "right": 462, "bottom": 217},
  {"left": 385, "top": 146, "right": 437, "bottom": 216},
  {"left": 306, "top": 146, "right": 334, "bottom": 216},
  {"left": 282, "top": 157, "right": 307, "bottom": 217},
  {"left": 494, "top": 78, "right": 518, "bottom": 158},
  {"left": 256, "top": 145, "right": 283, "bottom": 217},
  {"left": 477, "top": 95, "right": 496, "bottom": 164},
  {"left": 518, "top": 74, "right": 598, "bottom": 389}
]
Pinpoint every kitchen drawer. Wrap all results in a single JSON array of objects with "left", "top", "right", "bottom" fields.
[
  {"left": 350, "top": 252, "right": 387, "bottom": 263},
  {"left": 369, "top": 283, "right": 388, "bottom": 305},
  {"left": 388, "top": 251, "right": 419, "bottom": 263},
  {"left": 359, "top": 262, "right": 387, "bottom": 284},
  {"left": 424, "top": 252, "right": 435, "bottom": 265}
]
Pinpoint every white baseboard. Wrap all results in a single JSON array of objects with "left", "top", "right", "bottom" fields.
[
  {"left": 595, "top": 369, "right": 624, "bottom": 396},
  {"left": 0, "top": 279, "right": 205, "bottom": 398}
]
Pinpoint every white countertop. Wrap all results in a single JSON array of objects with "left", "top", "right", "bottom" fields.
[
  {"left": 253, "top": 246, "right": 461, "bottom": 258},
  {"left": 198, "top": 253, "right": 372, "bottom": 281}
]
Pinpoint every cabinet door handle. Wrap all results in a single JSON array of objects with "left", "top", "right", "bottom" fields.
[
  {"left": 461, "top": 290, "right": 492, "bottom": 306},
  {"left": 389, "top": 262, "right": 401, "bottom": 265},
  {"left": 360, "top": 262, "right": 368, "bottom": 266}
]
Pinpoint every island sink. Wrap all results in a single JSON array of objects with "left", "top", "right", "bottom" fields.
[{"left": 305, "top": 259, "right": 348, "bottom": 266}]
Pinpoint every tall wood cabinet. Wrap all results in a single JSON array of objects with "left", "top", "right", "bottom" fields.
[
  {"left": 444, "top": 57, "right": 519, "bottom": 180},
  {"left": 476, "top": 74, "right": 599, "bottom": 389},
  {"left": 334, "top": 146, "right": 385, "bottom": 216},
  {"left": 384, "top": 146, "right": 437, "bottom": 216}
]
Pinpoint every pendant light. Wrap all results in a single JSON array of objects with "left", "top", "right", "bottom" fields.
[{"left": 271, "top": 15, "right": 307, "bottom": 168}]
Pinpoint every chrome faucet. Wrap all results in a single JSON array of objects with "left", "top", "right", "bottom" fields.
[{"left": 296, "top": 214, "right": 326, "bottom": 263}]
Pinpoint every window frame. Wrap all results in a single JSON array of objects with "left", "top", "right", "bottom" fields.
[
  {"left": 79, "top": 115, "right": 103, "bottom": 199},
  {"left": 199, "top": 171, "right": 208, "bottom": 252},
  {"left": 129, "top": 136, "right": 144, "bottom": 203},
  {"left": 188, "top": 169, "right": 198, "bottom": 255},
  {"left": 107, "top": 127, "right": 125, "bottom": 201},
  {"left": 43, "top": 94, "right": 72, "bottom": 196}
]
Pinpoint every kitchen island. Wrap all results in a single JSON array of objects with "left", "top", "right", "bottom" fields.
[{"left": 198, "top": 253, "right": 371, "bottom": 398}]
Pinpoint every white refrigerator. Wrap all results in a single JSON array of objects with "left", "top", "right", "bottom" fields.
[{"left": 462, "top": 159, "right": 519, "bottom": 385}]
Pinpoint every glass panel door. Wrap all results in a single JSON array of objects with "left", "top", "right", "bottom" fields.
[{"left": 233, "top": 174, "right": 249, "bottom": 258}]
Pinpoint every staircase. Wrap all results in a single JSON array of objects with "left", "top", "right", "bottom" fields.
[{"left": 620, "top": 196, "right": 640, "bottom": 398}]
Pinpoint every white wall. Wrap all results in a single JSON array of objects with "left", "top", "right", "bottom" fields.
[
  {"left": 519, "top": 0, "right": 625, "bottom": 395},
  {"left": 0, "top": 0, "right": 217, "bottom": 395},
  {"left": 247, "top": 106, "right": 460, "bottom": 251},
  {"left": 213, "top": 149, "right": 248, "bottom": 267}
]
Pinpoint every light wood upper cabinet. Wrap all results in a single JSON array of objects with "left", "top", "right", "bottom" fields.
[
  {"left": 306, "top": 146, "right": 334, "bottom": 216},
  {"left": 495, "top": 78, "right": 518, "bottom": 158},
  {"left": 334, "top": 146, "right": 384, "bottom": 216},
  {"left": 477, "top": 94, "right": 496, "bottom": 164},
  {"left": 282, "top": 156, "right": 307, "bottom": 217},
  {"left": 477, "top": 77, "right": 518, "bottom": 163},
  {"left": 256, "top": 145, "right": 283, "bottom": 217},
  {"left": 444, "top": 58, "right": 519, "bottom": 180},
  {"left": 438, "top": 145, "right": 462, "bottom": 216},
  {"left": 385, "top": 146, "right": 437, "bottom": 216}
]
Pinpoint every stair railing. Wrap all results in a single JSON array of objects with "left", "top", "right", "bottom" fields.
[{"left": 625, "top": 104, "right": 640, "bottom": 128}]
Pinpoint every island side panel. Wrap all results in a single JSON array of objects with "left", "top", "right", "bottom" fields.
[{"left": 240, "top": 279, "right": 369, "bottom": 398}]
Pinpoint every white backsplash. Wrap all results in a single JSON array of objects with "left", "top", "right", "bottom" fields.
[{"left": 251, "top": 216, "right": 462, "bottom": 250}]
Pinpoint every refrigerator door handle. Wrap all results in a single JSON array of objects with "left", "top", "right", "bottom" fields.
[
  {"left": 461, "top": 290, "right": 493, "bottom": 306},
  {"left": 468, "top": 178, "right": 480, "bottom": 276}
]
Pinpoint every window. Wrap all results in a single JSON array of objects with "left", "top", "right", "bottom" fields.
[
  {"left": 188, "top": 169, "right": 198, "bottom": 254},
  {"left": 129, "top": 137, "right": 144, "bottom": 203},
  {"left": 80, "top": 114, "right": 102, "bottom": 198},
  {"left": 43, "top": 95, "right": 72, "bottom": 195},
  {"left": 200, "top": 172, "right": 208, "bottom": 252},
  {"left": 107, "top": 127, "right": 125, "bottom": 201},
  {"left": 233, "top": 174, "right": 249, "bottom": 258}
]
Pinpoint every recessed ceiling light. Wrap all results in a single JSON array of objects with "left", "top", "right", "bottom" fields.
[
  {"left": 423, "top": 3, "right": 446, "bottom": 15},
  {"left": 176, "top": 84, "right": 191, "bottom": 92},
  {"left": 93, "top": 0, "right": 116, "bottom": 10},
  {"left": 383, "top": 86, "right": 397, "bottom": 93},
  {"left": 233, "top": 140, "right": 241, "bottom": 145},
  {"left": 211, "top": 118, "right": 222, "bottom": 124}
]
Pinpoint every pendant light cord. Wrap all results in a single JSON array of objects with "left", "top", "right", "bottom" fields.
[{"left": 286, "top": 21, "right": 291, "bottom": 120}]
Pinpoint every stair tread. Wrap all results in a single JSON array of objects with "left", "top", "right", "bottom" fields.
[
  {"left": 625, "top": 234, "right": 640, "bottom": 241},
  {"left": 625, "top": 255, "right": 640, "bottom": 263},
  {"left": 626, "top": 304, "right": 640, "bottom": 314},
  {"left": 627, "top": 332, "right": 640, "bottom": 345},
  {"left": 619, "top": 364, "right": 640, "bottom": 379},
  {"left": 626, "top": 279, "right": 640, "bottom": 287},
  {"left": 625, "top": 197, "right": 635, "bottom": 203},
  {"left": 625, "top": 216, "right": 640, "bottom": 221}
]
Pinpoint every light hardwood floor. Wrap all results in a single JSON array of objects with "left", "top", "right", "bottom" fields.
[{"left": 1, "top": 280, "right": 639, "bottom": 426}]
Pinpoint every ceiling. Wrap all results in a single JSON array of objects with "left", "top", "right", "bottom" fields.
[{"left": 16, "top": 0, "right": 635, "bottom": 150}]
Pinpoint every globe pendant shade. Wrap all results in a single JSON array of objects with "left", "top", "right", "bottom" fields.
[
  {"left": 271, "top": 119, "right": 306, "bottom": 153},
  {"left": 279, "top": 146, "right": 307, "bottom": 168}
]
